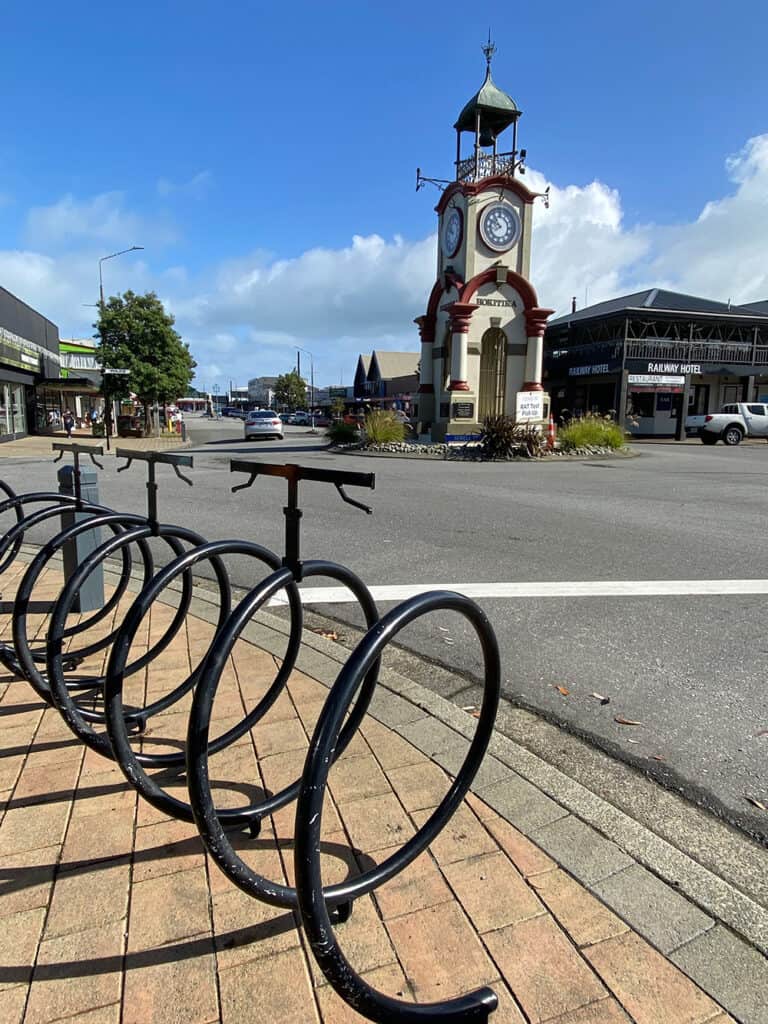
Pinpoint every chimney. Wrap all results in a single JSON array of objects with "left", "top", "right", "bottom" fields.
[{"left": 571, "top": 296, "right": 577, "bottom": 313}]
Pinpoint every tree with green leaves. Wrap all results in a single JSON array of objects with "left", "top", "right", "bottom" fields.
[
  {"left": 95, "top": 291, "right": 196, "bottom": 433},
  {"left": 273, "top": 370, "right": 307, "bottom": 411}
]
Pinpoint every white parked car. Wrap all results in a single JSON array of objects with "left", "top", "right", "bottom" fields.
[
  {"left": 686, "top": 402, "right": 768, "bottom": 445},
  {"left": 244, "top": 410, "right": 284, "bottom": 440}
]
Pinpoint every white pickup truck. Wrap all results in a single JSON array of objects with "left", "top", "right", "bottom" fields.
[{"left": 686, "top": 402, "right": 768, "bottom": 445}]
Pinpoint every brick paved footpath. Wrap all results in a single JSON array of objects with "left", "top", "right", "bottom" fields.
[{"left": 0, "top": 559, "right": 753, "bottom": 1023}]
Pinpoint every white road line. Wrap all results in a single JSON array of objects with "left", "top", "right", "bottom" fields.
[{"left": 266, "top": 579, "right": 768, "bottom": 606}]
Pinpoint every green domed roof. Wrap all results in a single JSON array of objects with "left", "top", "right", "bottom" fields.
[{"left": 454, "top": 66, "right": 520, "bottom": 136}]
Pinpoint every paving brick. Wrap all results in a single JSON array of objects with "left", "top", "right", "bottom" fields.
[
  {"left": 360, "top": 717, "right": 426, "bottom": 770},
  {"left": 592, "top": 863, "right": 714, "bottom": 954},
  {"left": 0, "top": 984, "right": 27, "bottom": 1024},
  {"left": 25, "top": 920, "right": 124, "bottom": 1024},
  {"left": 0, "top": 755, "right": 25, "bottom": 793},
  {"left": 411, "top": 803, "right": 497, "bottom": 866},
  {"left": 123, "top": 937, "right": 219, "bottom": 1024},
  {"left": 585, "top": 930, "right": 722, "bottom": 1024},
  {"left": 443, "top": 850, "right": 545, "bottom": 932},
  {"left": 371, "top": 846, "right": 453, "bottom": 921},
  {"left": 530, "top": 870, "right": 628, "bottom": 948},
  {"left": 531, "top": 816, "right": 633, "bottom": 885},
  {"left": 671, "top": 925, "right": 768, "bottom": 1024},
  {"left": 341, "top": 792, "right": 415, "bottom": 854},
  {"left": 477, "top": 773, "right": 568, "bottom": 834},
  {"left": 0, "top": 906, "right": 46, "bottom": 993},
  {"left": 385, "top": 760, "right": 452, "bottom": 812},
  {"left": 434, "top": 746, "right": 513, "bottom": 791},
  {"left": 386, "top": 900, "right": 499, "bottom": 1003},
  {"left": 218, "top": 944, "right": 319, "bottom": 1024},
  {"left": 10, "top": 756, "right": 81, "bottom": 808},
  {"left": 483, "top": 914, "right": 607, "bottom": 1023},
  {"left": 61, "top": 806, "right": 135, "bottom": 864},
  {"left": 328, "top": 752, "right": 391, "bottom": 805},
  {"left": 546, "top": 998, "right": 633, "bottom": 1022},
  {"left": 0, "top": 799, "right": 72, "bottom": 856},
  {"left": 133, "top": 816, "right": 206, "bottom": 882},
  {"left": 398, "top": 716, "right": 466, "bottom": 758},
  {"left": 0, "top": 845, "right": 58, "bottom": 919},
  {"left": 252, "top": 715, "right": 308, "bottom": 759},
  {"left": 212, "top": 885, "right": 300, "bottom": 969},
  {"left": 68, "top": 769, "right": 136, "bottom": 819},
  {"left": 467, "top": 801, "right": 557, "bottom": 878},
  {"left": 44, "top": 858, "right": 130, "bottom": 938},
  {"left": 127, "top": 865, "right": 212, "bottom": 953},
  {"left": 367, "top": 691, "right": 427, "bottom": 730}
]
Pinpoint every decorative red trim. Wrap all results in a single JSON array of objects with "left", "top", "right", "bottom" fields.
[
  {"left": 413, "top": 315, "right": 435, "bottom": 344},
  {"left": 444, "top": 301, "right": 478, "bottom": 333},
  {"left": 449, "top": 380, "right": 471, "bottom": 391},
  {"left": 521, "top": 381, "right": 544, "bottom": 392},
  {"left": 418, "top": 383, "right": 435, "bottom": 394},
  {"left": 436, "top": 176, "right": 539, "bottom": 215},
  {"left": 425, "top": 274, "right": 463, "bottom": 324},
  {"left": 524, "top": 306, "right": 555, "bottom": 336},
  {"left": 461, "top": 268, "right": 540, "bottom": 311}
]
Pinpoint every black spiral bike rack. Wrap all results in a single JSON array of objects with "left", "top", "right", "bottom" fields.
[{"left": 0, "top": 454, "right": 502, "bottom": 1023}]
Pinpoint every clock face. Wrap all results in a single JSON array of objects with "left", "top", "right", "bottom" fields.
[
  {"left": 442, "top": 208, "right": 462, "bottom": 258},
  {"left": 479, "top": 202, "right": 521, "bottom": 252}
]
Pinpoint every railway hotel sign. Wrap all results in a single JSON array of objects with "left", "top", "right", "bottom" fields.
[{"left": 645, "top": 362, "right": 702, "bottom": 374}]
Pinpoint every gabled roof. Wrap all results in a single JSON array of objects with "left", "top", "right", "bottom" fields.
[
  {"left": 738, "top": 299, "right": 768, "bottom": 315},
  {"left": 354, "top": 354, "right": 371, "bottom": 382},
  {"left": 549, "top": 288, "right": 768, "bottom": 327},
  {"left": 369, "top": 350, "right": 419, "bottom": 380}
]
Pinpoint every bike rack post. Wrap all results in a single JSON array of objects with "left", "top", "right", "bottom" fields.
[{"left": 54, "top": 442, "right": 105, "bottom": 612}]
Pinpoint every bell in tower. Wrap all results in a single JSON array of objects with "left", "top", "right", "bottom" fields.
[{"left": 414, "top": 36, "right": 553, "bottom": 442}]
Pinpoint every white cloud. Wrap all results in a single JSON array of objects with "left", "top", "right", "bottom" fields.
[
  {"left": 24, "top": 192, "right": 177, "bottom": 249},
  {"left": 157, "top": 170, "right": 213, "bottom": 199},
  {"left": 4, "top": 134, "right": 768, "bottom": 388}
]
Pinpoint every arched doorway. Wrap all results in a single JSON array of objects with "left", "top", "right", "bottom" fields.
[{"left": 478, "top": 328, "right": 507, "bottom": 420}]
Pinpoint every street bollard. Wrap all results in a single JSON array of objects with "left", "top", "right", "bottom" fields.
[{"left": 57, "top": 465, "right": 105, "bottom": 612}]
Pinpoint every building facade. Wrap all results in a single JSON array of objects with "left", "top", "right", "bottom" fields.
[
  {"left": 354, "top": 351, "right": 419, "bottom": 411},
  {"left": 0, "top": 286, "right": 61, "bottom": 440},
  {"left": 414, "top": 41, "right": 552, "bottom": 440},
  {"left": 247, "top": 375, "right": 279, "bottom": 408},
  {"left": 544, "top": 289, "right": 768, "bottom": 437}
]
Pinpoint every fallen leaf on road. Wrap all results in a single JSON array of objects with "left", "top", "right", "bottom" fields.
[
  {"left": 614, "top": 716, "right": 644, "bottom": 726},
  {"left": 470, "top": 710, "right": 481, "bottom": 719},
  {"left": 438, "top": 626, "right": 450, "bottom": 632},
  {"left": 626, "top": 738, "right": 640, "bottom": 743},
  {"left": 462, "top": 705, "right": 478, "bottom": 713},
  {"left": 745, "top": 796, "right": 767, "bottom": 811},
  {"left": 555, "top": 685, "right": 570, "bottom": 696},
  {"left": 755, "top": 729, "right": 768, "bottom": 737},
  {"left": 591, "top": 692, "right": 610, "bottom": 705},
  {"left": 315, "top": 629, "right": 339, "bottom": 641},
  {"left": 650, "top": 755, "right": 665, "bottom": 761}
]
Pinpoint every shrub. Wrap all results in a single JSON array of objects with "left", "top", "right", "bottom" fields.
[
  {"left": 363, "top": 410, "right": 406, "bottom": 444},
  {"left": 558, "top": 413, "right": 625, "bottom": 451},
  {"left": 479, "top": 416, "right": 548, "bottom": 459},
  {"left": 327, "top": 422, "right": 359, "bottom": 445}
]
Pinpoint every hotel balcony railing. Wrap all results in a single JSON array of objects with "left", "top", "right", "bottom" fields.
[{"left": 625, "top": 340, "right": 768, "bottom": 366}]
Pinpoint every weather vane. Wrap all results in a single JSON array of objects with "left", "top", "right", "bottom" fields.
[{"left": 482, "top": 30, "right": 496, "bottom": 70}]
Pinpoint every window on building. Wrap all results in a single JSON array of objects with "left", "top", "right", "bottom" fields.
[{"left": 627, "top": 391, "right": 655, "bottom": 418}]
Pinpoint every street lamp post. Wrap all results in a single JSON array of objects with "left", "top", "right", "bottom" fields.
[
  {"left": 297, "top": 347, "right": 316, "bottom": 432},
  {"left": 98, "top": 246, "right": 144, "bottom": 450}
]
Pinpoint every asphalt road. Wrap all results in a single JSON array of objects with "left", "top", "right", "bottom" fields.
[{"left": 3, "top": 416, "right": 768, "bottom": 840}]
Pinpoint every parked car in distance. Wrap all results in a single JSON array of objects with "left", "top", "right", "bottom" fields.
[
  {"left": 686, "top": 402, "right": 768, "bottom": 445},
  {"left": 244, "top": 410, "right": 283, "bottom": 440},
  {"left": 222, "top": 406, "right": 246, "bottom": 419},
  {"left": 292, "top": 411, "right": 310, "bottom": 426}
]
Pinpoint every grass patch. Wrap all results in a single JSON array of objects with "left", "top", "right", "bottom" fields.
[
  {"left": 558, "top": 413, "right": 626, "bottom": 451},
  {"left": 364, "top": 410, "right": 406, "bottom": 444}
]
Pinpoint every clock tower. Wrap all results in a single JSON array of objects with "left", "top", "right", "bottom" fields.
[{"left": 415, "top": 38, "right": 553, "bottom": 439}]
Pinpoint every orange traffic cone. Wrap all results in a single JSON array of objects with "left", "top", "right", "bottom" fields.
[{"left": 547, "top": 414, "right": 557, "bottom": 449}]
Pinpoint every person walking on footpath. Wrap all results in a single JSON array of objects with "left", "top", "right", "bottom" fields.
[{"left": 62, "top": 409, "right": 75, "bottom": 439}]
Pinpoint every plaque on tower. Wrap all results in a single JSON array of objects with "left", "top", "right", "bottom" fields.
[{"left": 452, "top": 402, "right": 474, "bottom": 419}]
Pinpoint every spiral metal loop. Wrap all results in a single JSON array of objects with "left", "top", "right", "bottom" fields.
[{"left": 0, "top": 472, "right": 502, "bottom": 1022}]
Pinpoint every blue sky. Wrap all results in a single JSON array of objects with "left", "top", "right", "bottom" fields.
[{"left": 2, "top": 0, "right": 768, "bottom": 390}]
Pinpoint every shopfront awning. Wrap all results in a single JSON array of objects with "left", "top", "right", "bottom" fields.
[{"left": 36, "top": 377, "right": 102, "bottom": 394}]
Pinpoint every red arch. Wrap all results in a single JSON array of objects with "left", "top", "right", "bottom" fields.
[
  {"left": 460, "top": 268, "right": 539, "bottom": 311},
  {"left": 426, "top": 274, "right": 463, "bottom": 323}
]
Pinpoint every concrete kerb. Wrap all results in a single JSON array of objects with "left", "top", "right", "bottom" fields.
[{"left": 12, "top": 541, "right": 768, "bottom": 1020}]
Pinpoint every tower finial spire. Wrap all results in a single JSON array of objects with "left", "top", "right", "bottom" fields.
[{"left": 482, "top": 30, "right": 496, "bottom": 71}]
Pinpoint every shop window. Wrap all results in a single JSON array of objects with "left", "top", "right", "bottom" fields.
[
  {"left": 722, "top": 384, "right": 740, "bottom": 405},
  {"left": 627, "top": 391, "right": 655, "bottom": 418},
  {"left": 0, "top": 384, "right": 9, "bottom": 435}
]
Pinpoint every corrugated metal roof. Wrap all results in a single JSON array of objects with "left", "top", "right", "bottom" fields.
[{"left": 549, "top": 288, "right": 768, "bottom": 327}]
